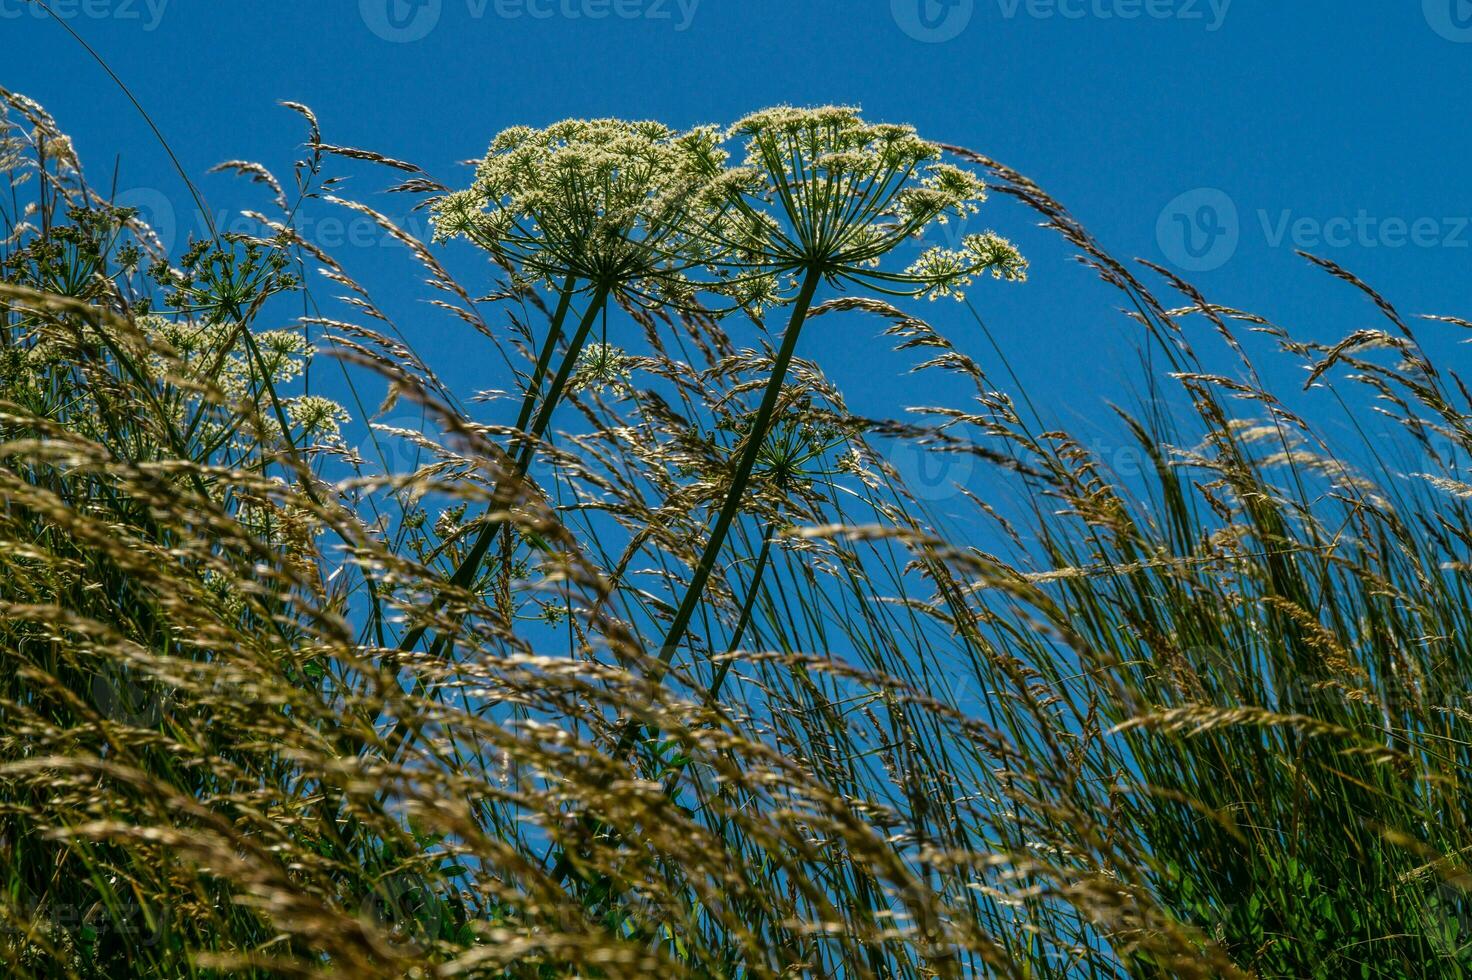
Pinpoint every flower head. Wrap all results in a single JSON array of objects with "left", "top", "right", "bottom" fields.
[
  {"left": 432, "top": 118, "right": 729, "bottom": 305},
  {"left": 686, "top": 106, "right": 1025, "bottom": 306},
  {"left": 907, "top": 232, "right": 1029, "bottom": 301},
  {"left": 570, "top": 341, "right": 633, "bottom": 392}
]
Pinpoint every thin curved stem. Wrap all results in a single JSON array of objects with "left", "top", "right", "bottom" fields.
[
  {"left": 513, "top": 276, "right": 578, "bottom": 450},
  {"left": 380, "top": 283, "right": 613, "bottom": 774},
  {"left": 602, "top": 267, "right": 822, "bottom": 772}
]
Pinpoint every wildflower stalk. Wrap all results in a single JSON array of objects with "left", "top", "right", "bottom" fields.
[
  {"left": 706, "top": 529, "right": 773, "bottom": 703},
  {"left": 382, "top": 283, "right": 612, "bottom": 778},
  {"left": 600, "top": 270, "right": 819, "bottom": 773},
  {"left": 511, "top": 274, "right": 578, "bottom": 452},
  {"left": 397, "top": 282, "right": 609, "bottom": 659},
  {"left": 657, "top": 267, "right": 820, "bottom": 669}
]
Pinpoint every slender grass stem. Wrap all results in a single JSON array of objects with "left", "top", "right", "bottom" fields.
[
  {"left": 512, "top": 276, "right": 578, "bottom": 451},
  {"left": 602, "top": 269, "right": 821, "bottom": 773},
  {"left": 381, "top": 283, "right": 613, "bottom": 771}
]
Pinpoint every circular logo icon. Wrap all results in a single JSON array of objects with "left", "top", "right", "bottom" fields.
[
  {"left": 91, "top": 663, "right": 163, "bottom": 728},
  {"left": 113, "top": 187, "right": 178, "bottom": 257},
  {"left": 887, "top": 439, "right": 975, "bottom": 503},
  {"left": 1425, "top": 0, "right": 1472, "bottom": 42},
  {"left": 361, "top": 0, "right": 442, "bottom": 42},
  {"left": 357, "top": 413, "right": 441, "bottom": 476},
  {"left": 892, "top": 0, "right": 974, "bottom": 42},
  {"left": 362, "top": 875, "right": 444, "bottom": 956},
  {"left": 1157, "top": 188, "right": 1240, "bottom": 273}
]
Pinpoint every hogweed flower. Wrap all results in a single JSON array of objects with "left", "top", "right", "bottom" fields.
[
  {"left": 405, "top": 118, "right": 739, "bottom": 661},
  {"left": 688, "top": 105, "right": 1027, "bottom": 305},
  {"left": 285, "top": 395, "right": 350, "bottom": 447},
  {"left": 718, "top": 403, "right": 848, "bottom": 500},
  {"left": 570, "top": 341, "right": 633, "bottom": 392},
  {"left": 431, "top": 118, "right": 730, "bottom": 306},
  {"left": 908, "top": 231, "right": 1031, "bottom": 301},
  {"left": 649, "top": 106, "right": 1027, "bottom": 689}
]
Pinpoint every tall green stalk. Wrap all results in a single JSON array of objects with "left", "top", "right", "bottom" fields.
[
  {"left": 656, "top": 268, "right": 820, "bottom": 669},
  {"left": 381, "top": 282, "right": 612, "bottom": 770},
  {"left": 597, "top": 269, "right": 821, "bottom": 774},
  {"left": 706, "top": 530, "right": 773, "bottom": 703},
  {"left": 396, "top": 281, "right": 606, "bottom": 657},
  {"left": 513, "top": 275, "right": 579, "bottom": 450}
]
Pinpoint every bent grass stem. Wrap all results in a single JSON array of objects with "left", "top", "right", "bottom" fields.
[
  {"left": 658, "top": 269, "right": 820, "bottom": 674},
  {"left": 395, "top": 280, "right": 602, "bottom": 658},
  {"left": 706, "top": 530, "right": 773, "bottom": 704}
]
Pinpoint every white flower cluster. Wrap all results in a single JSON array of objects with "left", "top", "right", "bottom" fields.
[
  {"left": 431, "top": 118, "right": 725, "bottom": 304},
  {"left": 435, "top": 106, "right": 1028, "bottom": 314},
  {"left": 138, "top": 315, "right": 349, "bottom": 450},
  {"left": 906, "top": 232, "right": 1029, "bottom": 301},
  {"left": 570, "top": 342, "right": 633, "bottom": 392}
]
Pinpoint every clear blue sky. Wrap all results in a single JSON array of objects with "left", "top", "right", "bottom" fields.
[{"left": 7, "top": 0, "right": 1472, "bottom": 508}]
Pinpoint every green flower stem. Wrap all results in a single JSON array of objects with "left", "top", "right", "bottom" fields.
[
  {"left": 705, "top": 530, "right": 773, "bottom": 704},
  {"left": 596, "top": 268, "right": 822, "bottom": 777},
  {"left": 514, "top": 282, "right": 610, "bottom": 474},
  {"left": 395, "top": 282, "right": 607, "bottom": 658},
  {"left": 382, "top": 283, "right": 612, "bottom": 775},
  {"left": 511, "top": 276, "right": 578, "bottom": 453},
  {"left": 655, "top": 268, "right": 820, "bottom": 673},
  {"left": 437, "top": 281, "right": 611, "bottom": 616},
  {"left": 557, "top": 523, "right": 777, "bottom": 885}
]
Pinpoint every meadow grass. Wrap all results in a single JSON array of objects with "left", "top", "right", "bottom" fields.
[{"left": 3, "top": 86, "right": 1472, "bottom": 979}]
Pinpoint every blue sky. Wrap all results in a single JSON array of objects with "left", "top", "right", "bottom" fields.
[{"left": 7, "top": 0, "right": 1472, "bottom": 514}]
